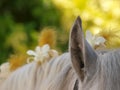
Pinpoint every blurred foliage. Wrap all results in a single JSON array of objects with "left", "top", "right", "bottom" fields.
[
  {"left": 9, "top": 54, "right": 27, "bottom": 71},
  {"left": 53, "top": 0, "right": 120, "bottom": 48},
  {"left": 99, "top": 29, "right": 120, "bottom": 48},
  {"left": 38, "top": 27, "right": 57, "bottom": 48},
  {"left": 0, "top": 0, "right": 120, "bottom": 65},
  {"left": 0, "top": 0, "right": 62, "bottom": 64},
  {"left": 53, "top": 0, "right": 120, "bottom": 32}
]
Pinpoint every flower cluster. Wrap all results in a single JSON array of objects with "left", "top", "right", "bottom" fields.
[
  {"left": 86, "top": 30, "right": 106, "bottom": 49},
  {"left": 0, "top": 44, "right": 58, "bottom": 84},
  {"left": 27, "top": 44, "right": 58, "bottom": 63}
]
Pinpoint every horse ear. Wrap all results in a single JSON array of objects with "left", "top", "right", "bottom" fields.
[{"left": 69, "top": 16, "right": 98, "bottom": 81}]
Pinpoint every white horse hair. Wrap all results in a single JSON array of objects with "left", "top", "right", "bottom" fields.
[
  {"left": 0, "top": 53, "right": 81, "bottom": 90},
  {"left": 0, "top": 16, "right": 120, "bottom": 90}
]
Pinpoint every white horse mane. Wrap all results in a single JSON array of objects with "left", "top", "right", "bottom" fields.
[
  {"left": 79, "top": 49, "right": 120, "bottom": 90},
  {"left": 96, "top": 50, "right": 120, "bottom": 90},
  {"left": 0, "top": 53, "right": 81, "bottom": 90}
]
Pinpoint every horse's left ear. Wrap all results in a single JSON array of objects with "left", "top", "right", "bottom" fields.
[{"left": 69, "top": 16, "right": 98, "bottom": 81}]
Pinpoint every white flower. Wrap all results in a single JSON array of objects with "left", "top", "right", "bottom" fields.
[
  {"left": 0, "top": 62, "right": 11, "bottom": 85},
  {"left": 86, "top": 30, "right": 106, "bottom": 49},
  {"left": 27, "top": 44, "right": 58, "bottom": 63},
  {"left": 0, "top": 62, "right": 10, "bottom": 73}
]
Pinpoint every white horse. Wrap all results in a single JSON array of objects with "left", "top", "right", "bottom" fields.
[{"left": 1, "top": 16, "right": 120, "bottom": 90}]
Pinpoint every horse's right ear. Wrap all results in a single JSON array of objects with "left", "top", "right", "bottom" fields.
[{"left": 69, "top": 16, "right": 98, "bottom": 81}]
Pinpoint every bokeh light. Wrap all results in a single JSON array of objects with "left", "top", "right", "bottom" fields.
[{"left": 0, "top": 0, "right": 120, "bottom": 65}]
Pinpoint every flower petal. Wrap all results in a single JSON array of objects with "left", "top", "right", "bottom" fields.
[
  {"left": 42, "top": 44, "right": 50, "bottom": 53},
  {"left": 35, "top": 46, "right": 41, "bottom": 53},
  {"left": 86, "top": 30, "right": 94, "bottom": 46},
  {"left": 95, "top": 36, "right": 106, "bottom": 45},
  {"left": 27, "top": 50, "right": 36, "bottom": 56},
  {"left": 49, "top": 50, "right": 58, "bottom": 57},
  {"left": 86, "top": 30, "right": 93, "bottom": 41},
  {"left": 0, "top": 62, "right": 10, "bottom": 73}
]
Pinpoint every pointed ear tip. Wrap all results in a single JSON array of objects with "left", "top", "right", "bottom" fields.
[
  {"left": 70, "top": 16, "right": 82, "bottom": 34},
  {"left": 76, "top": 16, "right": 82, "bottom": 23}
]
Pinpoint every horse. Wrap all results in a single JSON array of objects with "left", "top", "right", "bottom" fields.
[{"left": 0, "top": 16, "right": 120, "bottom": 90}]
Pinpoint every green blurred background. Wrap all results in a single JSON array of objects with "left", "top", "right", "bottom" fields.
[{"left": 0, "top": 0, "right": 120, "bottom": 64}]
